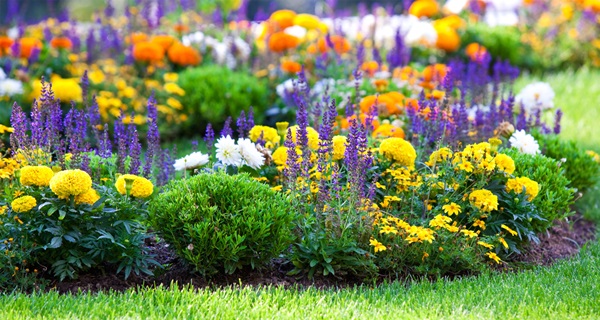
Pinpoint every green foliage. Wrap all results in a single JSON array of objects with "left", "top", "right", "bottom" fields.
[
  {"left": 533, "top": 132, "right": 600, "bottom": 194},
  {"left": 178, "top": 65, "right": 269, "bottom": 132},
  {"left": 148, "top": 171, "right": 295, "bottom": 277},
  {"left": 1, "top": 179, "right": 158, "bottom": 283},
  {"left": 503, "top": 148, "right": 575, "bottom": 230},
  {"left": 463, "top": 24, "right": 535, "bottom": 69}
]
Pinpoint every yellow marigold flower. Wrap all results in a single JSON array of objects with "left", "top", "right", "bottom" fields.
[
  {"left": 115, "top": 174, "right": 154, "bottom": 198},
  {"left": 249, "top": 125, "right": 280, "bottom": 146},
  {"left": 287, "top": 126, "right": 320, "bottom": 150},
  {"left": 494, "top": 153, "right": 515, "bottom": 175},
  {"left": 499, "top": 237, "right": 508, "bottom": 249},
  {"left": 272, "top": 147, "right": 289, "bottom": 167},
  {"left": 501, "top": 224, "right": 518, "bottom": 236},
  {"left": 442, "top": 202, "right": 461, "bottom": 216},
  {"left": 460, "top": 229, "right": 478, "bottom": 238},
  {"left": 468, "top": 189, "right": 499, "bottom": 212},
  {"left": 485, "top": 252, "right": 502, "bottom": 264},
  {"left": 0, "top": 205, "right": 7, "bottom": 215},
  {"left": 271, "top": 185, "right": 283, "bottom": 192},
  {"left": 332, "top": 135, "right": 347, "bottom": 161},
  {"left": 74, "top": 188, "right": 100, "bottom": 205},
  {"left": 11, "top": 195, "right": 37, "bottom": 213},
  {"left": 477, "top": 241, "right": 494, "bottom": 249},
  {"left": 378, "top": 137, "right": 417, "bottom": 167},
  {"left": 506, "top": 177, "right": 540, "bottom": 201},
  {"left": 429, "top": 214, "right": 452, "bottom": 228},
  {"left": 19, "top": 166, "right": 54, "bottom": 187},
  {"left": 50, "top": 169, "right": 93, "bottom": 198},
  {"left": 473, "top": 219, "right": 486, "bottom": 230},
  {"left": 379, "top": 225, "right": 398, "bottom": 235},
  {"left": 369, "top": 238, "right": 387, "bottom": 253}
]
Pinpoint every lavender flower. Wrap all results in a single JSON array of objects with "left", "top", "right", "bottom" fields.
[
  {"left": 221, "top": 117, "right": 233, "bottom": 138},
  {"left": 205, "top": 124, "right": 215, "bottom": 154},
  {"left": 554, "top": 109, "right": 563, "bottom": 134},
  {"left": 237, "top": 110, "right": 246, "bottom": 138}
]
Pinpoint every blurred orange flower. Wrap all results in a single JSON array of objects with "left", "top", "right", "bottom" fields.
[
  {"left": 132, "top": 41, "right": 165, "bottom": 64},
  {"left": 167, "top": 43, "right": 201, "bottom": 66},
  {"left": 317, "top": 35, "right": 351, "bottom": 54},
  {"left": 18, "top": 37, "right": 42, "bottom": 59},
  {"left": 281, "top": 60, "right": 302, "bottom": 73},
  {"left": 268, "top": 32, "right": 300, "bottom": 53},
  {"left": 50, "top": 37, "right": 73, "bottom": 50}
]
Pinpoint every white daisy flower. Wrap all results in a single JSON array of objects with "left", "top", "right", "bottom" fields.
[
  {"left": 237, "top": 138, "right": 265, "bottom": 169},
  {"left": 215, "top": 135, "right": 242, "bottom": 166},
  {"left": 515, "top": 82, "right": 555, "bottom": 114},
  {"left": 173, "top": 151, "right": 209, "bottom": 171},
  {"left": 509, "top": 130, "right": 540, "bottom": 155}
]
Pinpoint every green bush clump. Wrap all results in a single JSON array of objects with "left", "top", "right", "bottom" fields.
[
  {"left": 178, "top": 65, "right": 269, "bottom": 133},
  {"left": 148, "top": 171, "right": 296, "bottom": 277},
  {"left": 533, "top": 133, "right": 600, "bottom": 194},
  {"left": 504, "top": 148, "right": 575, "bottom": 231}
]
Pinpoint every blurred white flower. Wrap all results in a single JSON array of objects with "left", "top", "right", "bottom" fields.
[
  {"left": 284, "top": 25, "right": 307, "bottom": 39},
  {"left": 276, "top": 79, "right": 296, "bottom": 99},
  {"left": 215, "top": 135, "right": 242, "bottom": 166},
  {"left": 515, "top": 82, "right": 555, "bottom": 113},
  {"left": 509, "top": 130, "right": 540, "bottom": 155},
  {"left": 173, "top": 151, "right": 209, "bottom": 171},
  {"left": 0, "top": 79, "right": 23, "bottom": 97},
  {"left": 237, "top": 138, "right": 265, "bottom": 169},
  {"left": 484, "top": 0, "right": 522, "bottom": 27},
  {"left": 444, "top": 0, "right": 469, "bottom": 14}
]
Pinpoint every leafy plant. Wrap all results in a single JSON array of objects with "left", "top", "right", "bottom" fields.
[
  {"left": 178, "top": 65, "right": 269, "bottom": 133},
  {"left": 148, "top": 171, "right": 296, "bottom": 277}
]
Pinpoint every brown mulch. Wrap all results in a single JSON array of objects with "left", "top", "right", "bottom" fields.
[{"left": 49, "top": 214, "right": 596, "bottom": 294}]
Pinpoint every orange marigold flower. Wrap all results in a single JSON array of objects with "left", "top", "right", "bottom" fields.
[
  {"left": 173, "top": 24, "right": 190, "bottom": 33},
  {"left": 422, "top": 64, "right": 447, "bottom": 82},
  {"left": 359, "top": 93, "right": 404, "bottom": 116},
  {"left": 465, "top": 43, "right": 488, "bottom": 61},
  {"left": 268, "top": 32, "right": 299, "bottom": 53},
  {"left": 269, "top": 9, "right": 297, "bottom": 30},
  {"left": 281, "top": 60, "right": 302, "bottom": 73},
  {"left": 317, "top": 35, "right": 351, "bottom": 54},
  {"left": 372, "top": 123, "right": 405, "bottom": 139},
  {"left": 128, "top": 32, "right": 149, "bottom": 45},
  {"left": 50, "top": 37, "right": 73, "bottom": 50},
  {"left": 150, "top": 35, "right": 176, "bottom": 52},
  {"left": 132, "top": 41, "right": 165, "bottom": 64},
  {"left": 167, "top": 43, "right": 201, "bottom": 66},
  {"left": 361, "top": 61, "right": 379, "bottom": 76},
  {"left": 409, "top": 0, "right": 439, "bottom": 18},
  {"left": 0, "top": 36, "right": 14, "bottom": 55},
  {"left": 434, "top": 24, "right": 461, "bottom": 52},
  {"left": 17, "top": 37, "right": 42, "bottom": 59}
]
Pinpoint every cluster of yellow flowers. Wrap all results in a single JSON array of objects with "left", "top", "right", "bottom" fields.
[
  {"left": 49, "top": 169, "right": 93, "bottom": 199},
  {"left": 19, "top": 165, "right": 54, "bottom": 187},
  {"left": 10, "top": 195, "right": 37, "bottom": 213},
  {"left": 506, "top": 177, "right": 540, "bottom": 201}
]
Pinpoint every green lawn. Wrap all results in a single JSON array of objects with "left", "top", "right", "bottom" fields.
[
  {"left": 3, "top": 69, "right": 600, "bottom": 319},
  {"left": 3, "top": 241, "right": 600, "bottom": 319}
]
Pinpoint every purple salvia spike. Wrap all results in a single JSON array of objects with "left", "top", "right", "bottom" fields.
[
  {"left": 9, "top": 102, "right": 29, "bottom": 152},
  {"left": 246, "top": 106, "right": 255, "bottom": 131},
  {"left": 553, "top": 109, "right": 563, "bottom": 134},
  {"left": 205, "top": 123, "right": 215, "bottom": 154},
  {"left": 129, "top": 128, "right": 142, "bottom": 175},
  {"left": 237, "top": 110, "right": 246, "bottom": 138},
  {"left": 220, "top": 117, "right": 233, "bottom": 137}
]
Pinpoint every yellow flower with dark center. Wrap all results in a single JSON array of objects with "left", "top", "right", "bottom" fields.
[
  {"left": 473, "top": 219, "right": 486, "bottom": 230},
  {"left": 115, "top": 174, "right": 154, "bottom": 198},
  {"left": 369, "top": 238, "right": 387, "bottom": 253},
  {"left": 442, "top": 202, "right": 461, "bottom": 216},
  {"left": 378, "top": 137, "right": 417, "bottom": 167},
  {"left": 11, "top": 195, "right": 37, "bottom": 213},
  {"left": 458, "top": 161, "right": 474, "bottom": 172},
  {"left": 50, "top": 169, "right": 92, "bottom": 198},
  {"left": 460, "top": 229, "right": 478, "bottom": 238},
  {"left": 19, "top": 166, "right": 54, "bottom": 187},
  {"left": 485, "top": 252, "right": 502, "bottom": 264},
  {"left": 379, "top": 225, "right": 398, "bottom": 235}
]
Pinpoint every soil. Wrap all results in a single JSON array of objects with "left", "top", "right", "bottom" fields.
[{"left": 49, "top": 214, "right": 596, "bottom": 294}]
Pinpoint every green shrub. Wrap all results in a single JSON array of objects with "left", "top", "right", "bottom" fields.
[
  {"left": 178, "top": 66, "right": 269, "bottom": 133},
  {"left": 504, "top": 148, "right": 575, "bottom": 231},
  {"left": 533, "top": 133, "right": 600, "bottom": 194},
  {"left": 148, "top": 172, "right": 296, "bottom": 277}
]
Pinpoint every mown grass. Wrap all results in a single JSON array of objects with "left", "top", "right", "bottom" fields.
[
  {"left": 2, "top": 241, "right": 600, "bottom": 319},
  {"left": 4, "top": 70, "right": 597, "bottom": 320}
]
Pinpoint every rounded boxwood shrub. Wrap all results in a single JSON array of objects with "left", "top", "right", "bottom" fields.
[
  {"left": 504, "top": 148, "right": 575, "bottom": 232},
  {"left": 148, "top": 171, "right": 296, "bottom": 276},
  {"left": 178, "top": 65, "right": 269, "bottom": 133}
]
